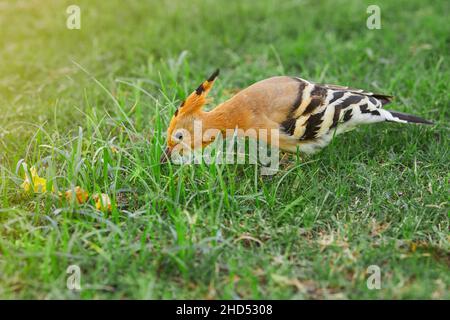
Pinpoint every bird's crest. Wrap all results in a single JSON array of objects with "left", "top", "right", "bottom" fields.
[{"left": 174, "top": 69, "right": 220, "bottom": 116}]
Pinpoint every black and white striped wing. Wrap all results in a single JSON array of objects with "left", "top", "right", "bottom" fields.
[{"left": 281, "top": 78, "right": 394, "bottom": 144}]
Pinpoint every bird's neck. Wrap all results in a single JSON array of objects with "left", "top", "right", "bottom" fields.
[{"left": 199, "top": 101, "right": 250, "bottom": 133}]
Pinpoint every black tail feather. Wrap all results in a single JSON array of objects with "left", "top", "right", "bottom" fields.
[
  {"left": 373, "top": 94, "right": 394, "bottom": 106},
  {"left": 388, "top": 110, "right": 434, "bottom": 125}
]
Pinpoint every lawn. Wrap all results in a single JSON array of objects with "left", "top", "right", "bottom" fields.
[{"left": 0, "top": 0, "right": 448, "bottom": 299}]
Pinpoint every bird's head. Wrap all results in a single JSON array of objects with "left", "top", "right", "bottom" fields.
[{"left": 161, "top": 69, "right": 220, "bottom": 163}]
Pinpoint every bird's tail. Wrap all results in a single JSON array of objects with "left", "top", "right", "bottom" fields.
[{"left": 384, "top": 110, "right": 434, "bottom": 125}]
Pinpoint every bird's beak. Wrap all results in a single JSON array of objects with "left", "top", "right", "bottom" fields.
[{"left": 160, "top": 147, "right": 172, "bottom": 164}]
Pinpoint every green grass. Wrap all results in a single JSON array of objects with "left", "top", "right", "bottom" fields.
[{"left": 0, "top": 0, "right": 448, "bottom": 299}]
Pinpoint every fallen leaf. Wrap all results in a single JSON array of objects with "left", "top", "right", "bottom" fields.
[
  {"left": 93, "top": 193, "right": 112, "bottom": 211},
  {"left": 21, "top": 166, "right": 48, "bottom": 193},
  {"left": 65, "top": 186, "right": 89, "bottom": 204}
]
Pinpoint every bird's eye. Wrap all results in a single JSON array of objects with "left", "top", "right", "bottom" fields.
[{"left": 174, "top": 131, "right": 183, "bottom": 141}]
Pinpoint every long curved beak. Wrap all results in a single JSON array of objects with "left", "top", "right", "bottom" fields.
[{"left": 160, "top": 147, "right": 172, "bottom": 164}]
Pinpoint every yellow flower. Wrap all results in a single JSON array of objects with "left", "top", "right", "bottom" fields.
[
  {"left": 93, "top": 193, "right": 112, "bottom": 211},
  {"left": 21, "top": 166, "right": 48, "bottom": 193},
  {"left": 65, "top": 186, "right": 89, "bottom": 204}
]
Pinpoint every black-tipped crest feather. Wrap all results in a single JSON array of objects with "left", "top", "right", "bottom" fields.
[{"left": 208, "top": 69, "right": 220, "bottom": 82}]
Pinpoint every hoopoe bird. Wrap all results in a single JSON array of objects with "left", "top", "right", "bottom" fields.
[{"left": 161, "top": 69, "right": 433, "bottom": 162}]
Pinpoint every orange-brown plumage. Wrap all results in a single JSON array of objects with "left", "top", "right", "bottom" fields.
[{"left": 162, "top": 70, "right": 433, "bottom": 162}]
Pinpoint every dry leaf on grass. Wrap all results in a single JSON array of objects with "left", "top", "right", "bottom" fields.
[
  {"left": 21, "top": 166, "right": 50, "bottom": 193},
  {"left": 64, "top": 186, "right": 89, "bottom": 204},
  {"left": 93, "top": 193, "right": 112, "bottom": 211}
]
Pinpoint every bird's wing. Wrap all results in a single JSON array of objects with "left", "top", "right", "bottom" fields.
[
  {"left": 280, "top": 78, "right": 393, "bottom": 141},
  {"left": 320, "top": 83, "right": 393, "bottom": 106}
]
